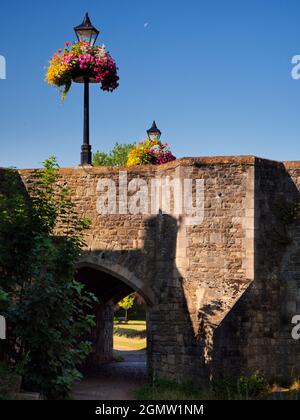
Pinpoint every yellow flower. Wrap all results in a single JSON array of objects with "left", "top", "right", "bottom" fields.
[
  {"left": 46, "top": 63, "right": 69, "bottom": 86},
  {"left": 127, "top": 148, "right": 141, "bottom": 166}
]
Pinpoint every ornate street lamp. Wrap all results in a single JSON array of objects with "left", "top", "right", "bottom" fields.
[
  {"left": 147, "top": 121, "right": 162, "bottom": 141},
  {"left": 74, "top": 13, "right": 100, "bottom": 165},
  {"left": 46, "top": 13, "right": 118, "bottom": 165},
  {"left": 74, "top": 13, "right": 100, "bottom": 46}
]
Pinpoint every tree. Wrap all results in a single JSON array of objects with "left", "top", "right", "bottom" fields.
[
  {"left": 118, "top": 294, "right": 135, "bottom": 323},
  {"left": 93, "top": 142, "right": 135, "bottom": 166},
  {"left": 0, "top": 158, "right": 96, "bottom": 399}
]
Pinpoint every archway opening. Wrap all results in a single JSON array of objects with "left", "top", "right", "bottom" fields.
[{"left": 75, "top": 265, "right": 149, "bottom": 373}]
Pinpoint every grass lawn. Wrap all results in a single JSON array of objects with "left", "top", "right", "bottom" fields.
[
  {"left": 114, "top": 320, "right": 146, "bottom": 351},
  {"left": 116, "top": 320, "right": 146, "bottom": 328}
]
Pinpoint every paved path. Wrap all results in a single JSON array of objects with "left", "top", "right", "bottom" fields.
[{"left": 72, "top": 348, "right": 147, "bottom": 400}]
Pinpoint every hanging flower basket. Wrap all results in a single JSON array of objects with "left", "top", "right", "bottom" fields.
[
  {"left": 127, "top": 139, "right": 176, "bottom": 166},
  {"left": 46, "top": 41, "right": 119, "bottom": 99}
]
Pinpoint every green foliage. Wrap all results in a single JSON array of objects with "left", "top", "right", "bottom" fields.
[
  {"left": 117, "top": 294, "right": 136, "bottom": 323},
  {"left": 115, "top": 294, "right": 146, "bottom": 321},
  {"left": 239, "top": 372, "right": 269, "bottom": 398},
  {"left": 118, "top": 294, "right": 135, "bottom": 311},
  {"left": 136, "top": 379, "right": 204, "bottom": 400},
  {"left": 0, "top": 289, "right": 8, "bottom": 304},
  {"left": 0, "top": 362, "right": 16, "bottom": 400},
  {"left": 212, "top": 371, "right": 269, "bottom": 400},
  {"left": 0, "top": 158, "right": 96, "bottom": 399},
  {"left": 136, "top": 372, "right": 269, "bottom": 401},
  {"left": 93, "top": 142, "right": 135, "bottom": 166}
]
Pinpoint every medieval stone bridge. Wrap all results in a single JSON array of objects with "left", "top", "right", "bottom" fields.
[{"left": 19, "top": 156, "right": 300, "bottom": 384}]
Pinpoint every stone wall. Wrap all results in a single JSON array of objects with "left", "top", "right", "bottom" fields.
[
  {"left": 144, "top": 158, "right": 255, "bottom": 382},
  {"left": 14, "top": 156, "right": 300, "bottom": 383},
  {"left": 210, "top": 158, "right": 300, "bottom": 383}
]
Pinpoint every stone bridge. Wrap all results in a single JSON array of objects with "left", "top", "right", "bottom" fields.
[{"left": 18, "top": 156, "right": 300, "bottom": 384}]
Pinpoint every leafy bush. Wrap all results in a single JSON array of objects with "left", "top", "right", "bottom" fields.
[
  {"left": 93, "top": 142, "right": 135, "bottom": 166},
  {"left": 212, "top": 371, "right": 269, "bottom": 400},
  {"left": 0, "top": 158, "right": 96, "bottom": 399}
]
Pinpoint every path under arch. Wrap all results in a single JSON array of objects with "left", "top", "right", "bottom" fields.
[
  {"left": 73, "top": 261, "right": 149, "bottom": 400},
  {"left": 72, "top": 348, "right": 147, "bottom": 400}
]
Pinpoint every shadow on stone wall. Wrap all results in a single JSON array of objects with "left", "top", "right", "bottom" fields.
[
  {"left": 209, "top": 160, "right": 300, "bottom": 383},
  {"left": 5, "top": 161, "right": 300, "bottom": 384},
  {"left": 0, "top": 168, "right": 200, "bottom": 383},
  {"left": 75, "top": 212, "right": 202, "bottom": 383}
]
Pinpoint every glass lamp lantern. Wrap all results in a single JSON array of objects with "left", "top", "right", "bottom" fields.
[
  {"left": 74, "top": 13, "right": 100, "bottom": 46},
  {"left": 147, "top": 121, "right": 162, "bottom": 141}
]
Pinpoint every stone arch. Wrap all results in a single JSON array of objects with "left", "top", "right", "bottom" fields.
[
  {"left": 76, "top": 251, "right": 151, "bottom": 367},
  {"left": 77, "top": 251, "right": 154, "bottom": 306}
]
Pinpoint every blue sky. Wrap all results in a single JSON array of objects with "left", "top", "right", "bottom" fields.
[{"left": 1, "top": 0, "right": 300, "bottom": 168}]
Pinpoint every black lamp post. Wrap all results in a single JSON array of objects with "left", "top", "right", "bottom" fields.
[
  {"left": 147, "top": 121, "right": 162, "bottom": 141},
  {"left": 74, "top": 13, "right": 100, "bottom": 165}
]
